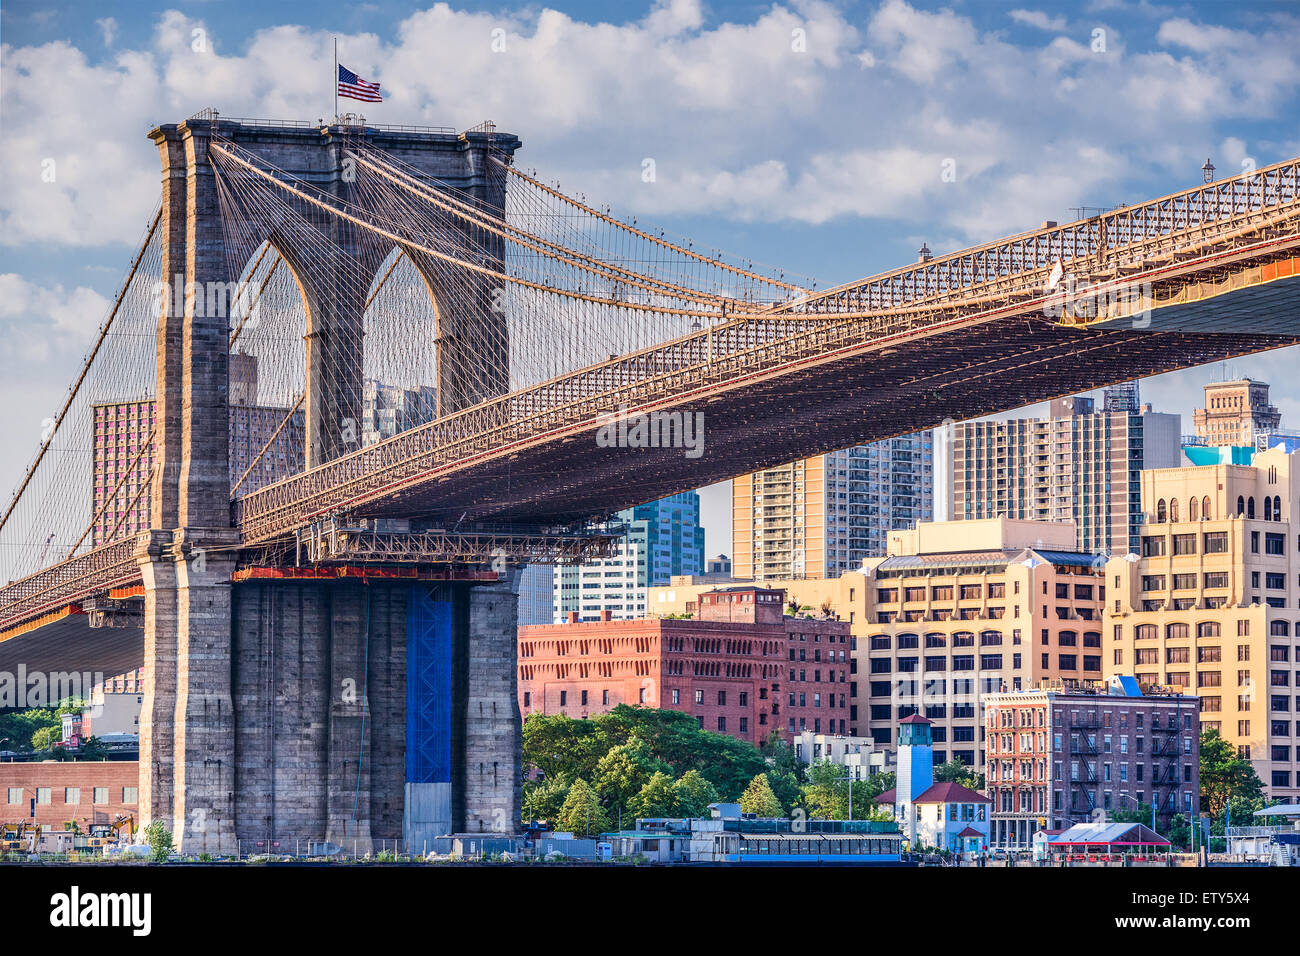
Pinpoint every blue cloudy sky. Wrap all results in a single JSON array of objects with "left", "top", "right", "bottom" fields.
[{"left": 2, "top": 0, "right": 1298, "bottom": 551}]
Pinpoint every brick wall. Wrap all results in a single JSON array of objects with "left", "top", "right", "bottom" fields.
[{"left": 0, "top": 761, "right": 138, "bottom": 829}]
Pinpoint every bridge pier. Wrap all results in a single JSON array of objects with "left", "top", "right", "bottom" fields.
[
  {"left": 138, "top": 572, "right": 522, "bottom": 856},
  {"left": 170, "top": 530, "right": 240, "bottom": 855}
]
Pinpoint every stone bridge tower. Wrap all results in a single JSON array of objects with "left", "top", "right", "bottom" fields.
[{"left": 138, "top": 117, "right": 522, "bottom": 854}]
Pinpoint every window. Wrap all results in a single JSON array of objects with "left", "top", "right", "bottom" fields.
[
  {"left": 1265, "top": 533, "right": 1286, "bottom": 556},
  {"left": 123, "top": 786, "right": 138, "bottom": 804},
  {"left": 1203, "top": 532, "right": 1228, "bottom": 554},
  {"left": 694, "top": 689, "right": 704, "bottom": 704},
  {"left": 1173, "top": 534, "right": 1197, "bottom": 555},
  {"left": 64, "top": 787, "right": 80, "bottom": 805}
]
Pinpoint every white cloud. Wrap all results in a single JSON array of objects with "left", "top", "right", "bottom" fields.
[
  {"left": 96, "top": 17, "right": 118, "bottom": 48},
  {"left": 2, "top": 1, "right": 1299, "bottom": 252},
  {"left": 1009, "top": 9, "right": 1068, "bottom": 32},
  {"left": 0, "top": 273, "right": 110, "bottom": 361}
]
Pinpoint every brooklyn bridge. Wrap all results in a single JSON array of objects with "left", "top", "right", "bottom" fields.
[{"left": 0, "top": 113, "right": 1297, "bottom": 852}]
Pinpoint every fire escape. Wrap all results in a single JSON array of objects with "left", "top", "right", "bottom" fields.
[
  {"left": 1150, "top": 712, "right": 1182, "bottom": 819},
  {"left": 1069, "top": 711, "right": 1100, "bottom": 822}
]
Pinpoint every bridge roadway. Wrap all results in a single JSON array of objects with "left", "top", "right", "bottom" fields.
[
  {"left": 3, "top": 247, "right": 1298, "bottom": 661},
  {"left": 2, "top": 174, "right": 1299, "bottom": 658}
]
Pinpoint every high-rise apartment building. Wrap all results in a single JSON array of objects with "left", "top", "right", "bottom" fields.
[
  {"left": 553, "top": 492, "right": 705, "bottom": 622},
  {"left": 92, "top": 397, "right": 304, "bottom": 544},
  {"left": 1104, "top": 446, "right": 1300, "bottom": 803},
  {"left": 949, "top": 393, "right": 1181, "bottom": 556},
  {"left": 1193, "top": 378, "right": 1282, "bottom": 447},
  {"left": 362, "top": 379, "right": 437, "bottom": 446},
  {"left": 732, "top": 434, "right": 934, "bottom": 581},
  {"left": 517, "top": 565, "right": 555, "bottom": 626}
]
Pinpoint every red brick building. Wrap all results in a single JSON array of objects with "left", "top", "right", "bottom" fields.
[
  {"left": 518, "top": 586, "right": 850, "bottom": 745},
  {"left": 0, "top": 761, "right": 138, "bottom": 829}
]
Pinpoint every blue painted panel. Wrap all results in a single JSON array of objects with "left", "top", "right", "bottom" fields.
[{"left": 406, "top": 589, "right": 453, "bottom": 784}]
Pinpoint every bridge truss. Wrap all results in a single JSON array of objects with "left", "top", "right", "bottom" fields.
[{"left": 2, "top": 119, "right": 1299, "bottom": 634}]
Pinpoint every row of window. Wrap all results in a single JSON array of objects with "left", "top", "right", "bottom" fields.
[{"left": 7, "top": 786, "right": 136, "bottom": 805}]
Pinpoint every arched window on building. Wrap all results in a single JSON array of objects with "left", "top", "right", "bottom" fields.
[
  {"left": 1157, "top": 499, "right": 1168, "bottom": 523},
  {"left": 1170, "top": 499, "right": 1180, "bottom": 522},
  {"left": 1189, "top": 498, "right": 1200, "bottom": 521},
  {"left": 1203, "top": 496, "right": 1212, "bottom": 520}
]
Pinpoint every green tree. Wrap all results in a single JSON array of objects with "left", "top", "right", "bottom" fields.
[
  {"left": 522, "top": 712, "right": 606, "bottom": 781},
  {"left": 0, "top": 707, "right": 59, "bottom": 753},
  {"left": 760, "top": 730, "right": 804, "bottom": 783},
  {"left": 142, "top": 821, "right": 173, "bottom": 862},
  {"left": 766, "top": 769, "right": 802, "bottom": 814},
  {"left": 1166, "top": 813, "right": 1192, "bottom": 850},
  {"left": 593, "top": 736, "right": 671, "bottom": 817},
  {"left": 739, "top": 773, "right": 784, "bottom": 817},
  {"left": 865, "top": 771, "right": 896, "bottom": 801},
  {"left": 1199, "top": 728, "right": 1264, "bottom": 817},
  {"left": 78, "top": 736, "right": 107, "bottom": 761},
  {"left": 31, "top": 726, "right": 59, "bottom": 751},
  {"left": 934, "top": 758, "right": 983, "bottom": 789},
  {"left": 521, "top": 706, "right": 769, "bottom": 805},
  {"left": 672, "top": 770, "right": 721, "bottom": 817},
  {"left": 627, "top": 771, "right": 678, "bottom": 819},
  {"left": 798, "top": 760, "right": 877, "bottom": 820},
  {"left": 558, "top": 779, "right": 610, "bottom": 838},
  {"left": 521, "top": 773, "right": 571, "bottom": 824}
]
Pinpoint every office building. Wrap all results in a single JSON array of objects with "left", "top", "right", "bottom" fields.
[
  {"left": 1193, "top": 378, "right": 1282, "bottom": 447},
  {"left": 518, "top": 585, "right": 850, "bottom": 745},
  {"left": 653, "top": 517, "right": 1112, "bottom": 770},
  {"left": 789, "top": 731, "right": 888, "bottom": 780},
  {"left": 553, "top": 492, "right": 704, "bottom": 622},
  {"left": 732, "top": 434, "right": 934, "bottom": 581},
  {"left": 949, "top": 392, "right": 1180, "bottom": 556}
]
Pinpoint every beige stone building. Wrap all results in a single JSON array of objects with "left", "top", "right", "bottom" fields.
[
  {"left": 1105, "top": 446, "right": 1300, "bottom": 801},
  {"left": 1193, "top": 379, "right": 1281, "bottom": 447},
  {"left": 653, "top": 517, "right": 1109, "bottom": 770}
]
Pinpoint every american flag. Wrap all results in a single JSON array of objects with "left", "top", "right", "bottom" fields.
[{"left": 338, "top": 64, "right": 383, "bottom": 103}]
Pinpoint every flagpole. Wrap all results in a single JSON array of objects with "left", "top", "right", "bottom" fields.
[{"left": 333, "top": 36, "right": 338, "bottom": 123}]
